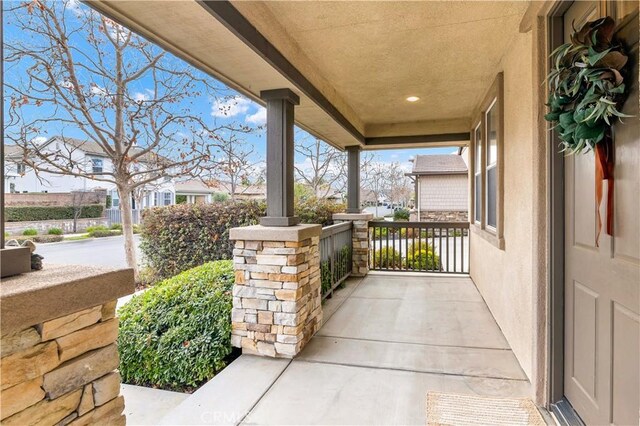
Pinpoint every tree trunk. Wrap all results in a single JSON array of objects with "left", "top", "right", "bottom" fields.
[{"left": 118, "top": 186, "right": 139, "bottom": 281}]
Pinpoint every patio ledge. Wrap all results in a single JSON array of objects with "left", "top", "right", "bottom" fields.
[
  {"left": 333, "top": 213, "right": 374, "bottom": 221},
  {"left": 229, "top": 224, "right": 321, "bottom": 242},
  {"left": 0, "top": 264, "right": 134, "bottom": 335}
]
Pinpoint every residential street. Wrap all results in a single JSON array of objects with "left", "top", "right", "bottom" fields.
[{"left": 35, "top": 235, "right": 142, "bottom": 269}]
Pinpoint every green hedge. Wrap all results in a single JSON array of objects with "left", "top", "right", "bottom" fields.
[
  {"left": 5, "top": 205, "right": 104, "bottom": 222},
  {"left": 296, "top": 197, "right": 344, "bottom": 226},
  {"left": 140, "top": 201, "right": 265, "bottom": 280},
  {"left": 393, "top": 208, "right": 410, "bottom": 221},
  {"left": 118, "top": 261, "right": 234, "bottom": 391},
  {"left": 10, "top": 235, "right": 64, "bottom": 244},
  {"left": 141, "top": 199, "right": 345, "bottom": 281}
]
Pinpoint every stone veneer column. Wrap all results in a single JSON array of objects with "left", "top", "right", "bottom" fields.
[
  {"left": 333, "top": 213, "right": 373, "bottom": 277},
  {"left": 0, "top": 265, "right": 134, "bottom": 426},
  {"left": 228, "top": 224, "right": 322, "bottom": 358}
]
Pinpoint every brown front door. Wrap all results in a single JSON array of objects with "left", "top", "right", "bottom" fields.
[{"left": 563, "top": 2, "right": 639, "bottom": 425}]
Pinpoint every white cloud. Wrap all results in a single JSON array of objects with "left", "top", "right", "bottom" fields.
[
  {"left": 90, "top": 84, "right": 107, "bottom": 97},
  {"left": 31, "top": 136, "right": 47, "bottom": 145},
  {"left": 245, "top": 107, "right": 266, "bottom": 125},
  {"left": 132, "top": 89, "right": 154, "bottom": 103},
  {"left": 133, "top": 92, "right": 148, "bottom": 102},
  {"left": 212, "top": 96, "right": 251, "bottom": 118}
]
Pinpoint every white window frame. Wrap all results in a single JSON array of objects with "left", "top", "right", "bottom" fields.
[
  {"left": 163, "top": 191, "right": 172, "bottom": 206},
  {"left": 90, "top": 157, "right": 103, "bottom": 174},
  {"left": 485, "top": 98, "right": 498, "bottom": 234},
  {"left": 111, "top": 190, "right": 120, "bottom": 208},
  {"left": 473, "top": 123, "right": 483, "bottom": 226},
  {"left": 470, "top": 73, "right": 504, "bottom": 249}
]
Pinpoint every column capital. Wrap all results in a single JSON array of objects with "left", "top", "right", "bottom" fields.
[
  {"left": 260, "top": 88, "right": 300, "bottom": 105},
  {"left": 345, "top": 145, "right": 362, "bottom": 152}
]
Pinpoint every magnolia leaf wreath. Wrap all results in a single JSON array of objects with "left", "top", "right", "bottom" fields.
[
  {"left": 545, "top": 16, "right": 633, "bottom": 245},
  {"left": 545, "top": 16, "right": 631, "bottom": 154}
]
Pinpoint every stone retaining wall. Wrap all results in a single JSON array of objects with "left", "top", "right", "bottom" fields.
[
  {"left": 333, "top": 213, "right": 373, "bottom": 277},
  {"left": 410, "top": 210, "right": 468, "bottom": 222},
  {"left": 229, "top": 224, "right": 322, "bottom": 358},
  {"left": 0, "top": 265, "right": 134, "bottom": 426},
  {"left": 5, "top": 191, "right": 107, "bottom": 207},
  {"left": 0, "top": 302, "right": 124, "bottom": 425},
  {"left": 5, "top": 218, "right": 108, "bottom": 236}
]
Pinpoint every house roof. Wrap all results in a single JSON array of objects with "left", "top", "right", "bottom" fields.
[
  {"left": 176, "top": 179, "right": 266, "bottom": 196},
  {"left": 410, "top": 155, "right": 468, "bottom": 175},
  {"left": 4, "top": 145, "right": 24, "bottom": 159},
  {"left": 6, "top": 136, "right": 170, "bottom": 164},
  {"left": 175, "top": 180, "right": 218, "bottom": 194}
]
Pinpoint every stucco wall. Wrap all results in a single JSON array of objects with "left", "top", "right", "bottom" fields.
[
  {"left": 418, "top": 174, "right": 468, "bottom": 211},
  {"left": 470, "top": 31, "right": 534, "bottom": 381}
]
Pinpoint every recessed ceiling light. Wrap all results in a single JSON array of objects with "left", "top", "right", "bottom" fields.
[{"left": 406, "top": 96, "right": 420, "bottom": 102}]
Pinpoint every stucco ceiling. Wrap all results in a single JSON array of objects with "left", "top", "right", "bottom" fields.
[
  {"left": 233, "top": 1, "right": 529, "bottom": 137},
  {"left": 88, "top": 1, "right": 530, "bottom": 149}
]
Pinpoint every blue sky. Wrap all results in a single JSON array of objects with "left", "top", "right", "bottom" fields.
[{"left": 3, "top": 0, "right": 457, "bottom": 175}]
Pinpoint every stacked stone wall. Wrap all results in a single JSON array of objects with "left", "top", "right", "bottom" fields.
[
  {"left": 230, "top": 235, "right": 321, "bottom": 358},
  {"left": 0, "top": 301, "right": 125, "bottom": 425}
]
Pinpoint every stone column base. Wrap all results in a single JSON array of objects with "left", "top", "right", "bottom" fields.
[
  {"left": 229, "top": 224, "right": 322, "bottom": 358},
  {"left": 333, "top": 213, "right": 373, "bottom": 277}
]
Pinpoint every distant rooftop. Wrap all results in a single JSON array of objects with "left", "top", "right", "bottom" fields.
[{"left": 409, "top": 154, "right": 467, "bottom": 175}]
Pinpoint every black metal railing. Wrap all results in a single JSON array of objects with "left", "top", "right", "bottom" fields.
[
  {"left": 319, "top": 221, "right": 353, "bottom": 299},
  {"left": 369, "top": 221, "right": 469, "bottom": 274}
]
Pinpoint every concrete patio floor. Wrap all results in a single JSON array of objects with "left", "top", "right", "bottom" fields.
[{"left": 159, "top": 273, "right": 531, "bottom": 425}]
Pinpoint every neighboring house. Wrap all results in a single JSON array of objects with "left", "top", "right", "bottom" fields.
[
  {"left": 208, "top": 180, "right": 266, "bottom": 201},
  {"left": 175, "top": 179, "right": 267, "bottom": 204},
  {"left": 3, "top": 136, "right": 175, "bottom": 209},
  {"left": 175, "top": 180, "right": 217, "bottom": 204},
  {"left": 406, "top": 154, "right": 468, "bottom": 222}
]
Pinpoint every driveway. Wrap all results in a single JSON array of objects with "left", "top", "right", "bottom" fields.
[{"left": 35, "top": 235, "right": 142, "bottom": 269}]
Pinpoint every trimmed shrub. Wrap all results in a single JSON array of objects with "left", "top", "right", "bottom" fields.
[
  {"left": 106, "top": 194, "right": 112, "bottom": 209},
  {"left": 213, "top": 193, "right": 229, "bottom": 202},
  {"left": 91, "top": 230, "right": 121, "bottom": 238},
  {"left": 295, "top": 197, "right": 344, "bottom": 226},
  {"left": 141, "top": 199, "right": 347, "bottom": 281},
  {"left": 404, "top": 243, "right": 440, "bottom": 271},
  {"left": 175, "top": 195, "right": 187, "bottom": 204},
  {"left": 118, "top": 261, "right": 234, "bottom": 391},
  {"left": 86, "top": 225, "right": 109, "bottom": 233},
  {"left": 22, "top": 228, "right": 38, "bottom": 236},
  {"left": 140, "top": 201, "right": 265, "bottom": 280},
  {"left": 109, "top": 223, "right": 123, "bottom": 230},
  {"left": 132, "top": 224, "right": 141, "bottom": 234},
  {"left": 5, "top": 205, "right": 104, "bottom": 222},
  {"left": 371, "top": 247, "right": 402, "bottom": 269},
  {"left": 13, "top": 235, "right": 63, "bottom": 243},
  {"left": 47, "top": 228, "right": 63, "bottom": 235},
  {"left": 393, "top": 208, "right": 410, "bottom": 221}
]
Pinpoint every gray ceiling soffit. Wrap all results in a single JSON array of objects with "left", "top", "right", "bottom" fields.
[{"left": 197, "top": 0, "right": 365, "bottom": 145}]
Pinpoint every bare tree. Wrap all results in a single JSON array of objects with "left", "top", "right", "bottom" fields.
[
  {"left": 382, "top": 162, "right": 410, "bottom": 207},
  {"left": 294, "top": 134, "right": 345, "bottom": 198},
  {"left": 330, "top": 150, "right": 375, "bottom": 200},
  {"left": 4, "top": 1, "right": 245, "bottom": 278},
  {"left": 70, "top": 190, "right": 89, "bottom": 233},
  {"left": 362, "top": 161, "right": 387, "bottom": 217},
  {"left": 211, "top": 130, "right": 256, "bottom": 200}
]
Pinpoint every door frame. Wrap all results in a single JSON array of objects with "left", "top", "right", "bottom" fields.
[
  {"left": 547, "top": 0, "right": 572, "bottom": 406},
  {"left": 547, "top": 0, "right": 628, "bottom": 415}
]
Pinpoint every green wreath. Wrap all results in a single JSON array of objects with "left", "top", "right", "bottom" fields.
[{"left": 545, "top": 16, "right": 631, "bottom": 154}]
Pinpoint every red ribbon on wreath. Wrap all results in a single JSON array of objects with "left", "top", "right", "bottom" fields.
[{"left": 594, "top": 131, "right": 614, "bottom": 247}]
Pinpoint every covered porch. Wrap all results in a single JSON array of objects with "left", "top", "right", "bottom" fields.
[{"left": 156, "top": 272, "right": 533, "bottom": 425}]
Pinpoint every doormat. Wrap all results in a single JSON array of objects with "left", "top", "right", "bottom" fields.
[{"left": 426, "top": 392, "right": 546, "bottom": 425}]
